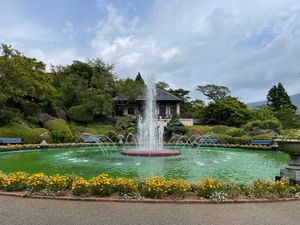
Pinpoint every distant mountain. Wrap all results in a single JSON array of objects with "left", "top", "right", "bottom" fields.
[{"left": 247, "top": 93, "right": 300, "bottom": 114}]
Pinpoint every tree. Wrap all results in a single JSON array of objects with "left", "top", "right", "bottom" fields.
[
  {"left": 274, "top": 108, "right": 300, "bottom": 129},
  {"left": 135, "top": 72, "right": 145, "bottom": 85},
  {"left": 0, "top": 44, "right": 56, "bottom": 124},
  {"left": 266, "top": 83, "right": 299, "bottom": 128},
  {"left": 166, "top": 114, "right": 187, "bottom": 136},
  {"left": 116, "top": 78, "right": 145, "bottom": 102},
  {"left": 196, "top": 84, "right": 230, "bottom": 102},
  {"left": 52, "top": 59, "right": 116, "bottom": 121},
  {"left": 203, "top": 97, "right": 251, "bottom": 127},
  {"left": 267, "top": 83, "right": 297, "bottom": 111},
  {"left": 168, "top": 88, "right": 190, "bottom": 102},
  {"left": 156, "top": 81, "right": 170, "bottom": 90}
]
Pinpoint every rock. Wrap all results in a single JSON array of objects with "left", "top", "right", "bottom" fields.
[
  {"left": 57, "top": 108, "right": 67, "bottom": 121},
  {"left": 38, "top": 113, "right": 55, "bottom": 124}
]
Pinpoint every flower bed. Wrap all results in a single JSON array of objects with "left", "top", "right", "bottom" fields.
[{"left": 0, "top": 172, "right": 300, "bottom": 201}]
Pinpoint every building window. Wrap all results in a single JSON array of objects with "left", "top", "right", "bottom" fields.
[
  {"left": 170, "top": 104, "right": 177, "bottom": 115},
  {"left": 128, "top": 108, "right": 135, "bottom": 115},
  {"left": 159, "top": 104, "right": 166, "bottom": 117}
]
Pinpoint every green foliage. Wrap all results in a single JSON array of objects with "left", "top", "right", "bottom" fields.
[
  {"left": 266, "top": 83, "right": 299, "bottom": 128},
  {"left": 50, "top": 130, "right": 65, "bottom": 143},
  {"left": 203, "top": 97, "right": 251, "bottom": 127},
  {"left": 225, "top": 127, "right": 247, "bottom": 137},
  {"left": 52, "top": 59, "right": 116, "bottom": 121},
  {"left": 267, "top": 83, "right": 297, "bottom": 111},
  {"left": 274, "top": 108, "right": 300, "bottom": 129},
  {"left": 168, "top": 88, "right": 190, "bottom": 102},
  {"left": 0, "top": 44, "right": 56, "bottom": 125},
  {"left": 116, "top": 78, "right": 145, "bottom": 102},
  {"left": 218, "top": 134, "right": 251, "bottom": 145},
  {"left": 243, "top": 119, "right": 280, "bottom": 131},
  {"left": 135, "top": 72, "right": 145, "bottom": 85},
  {"left": 210, "top": 125, "right": 231, "bottom": 134},
  {"left": 187, "top": 125, "right": 213, "bottom": 136},
  {"left": 0, "top": 123, "right": 49, "bottom": 143},
  {"left": 83, "top": 124, "right": 116, "bottom": 135},
  {"left": 166, "top": 114, "right": 187, "bottom": 135},
  {"left": 156, "top": 81, "right": 170, "bottom": 90},
  {"left": 196, "top": 84, "right": 230, "bottom": 102},
  {"left": 43, "top": 119, "right": 73, "bottom": 142},
  {"left": 252, "top": 134, "right": 273, "bottom": 140},
  {"left": 115, "top": 116, "right": 138, "bottom": 135},
  {"left": 282, "top": 129, "right": 300, "bottom": 139},
  {"left": 67, "top": 105, "right": 93, "bottom": 123}
]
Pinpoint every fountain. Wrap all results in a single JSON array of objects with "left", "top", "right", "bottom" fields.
[{"left": 121, "top": 76, "right": 181, "bottom": 157}]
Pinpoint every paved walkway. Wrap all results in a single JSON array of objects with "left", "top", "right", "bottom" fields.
[{"left": 0, "top": 196, "right": 299, "bottom": 225}]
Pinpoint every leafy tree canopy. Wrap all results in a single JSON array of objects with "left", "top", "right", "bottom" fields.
[
  {"left": 196, "top": 84, "right": 230, "bottom": 102},
  {"left": 203, "top": 97, "right": 251, "bottom": 127},
  {"left": 156, "top": 81, "right": 170, "bottom": 90}
]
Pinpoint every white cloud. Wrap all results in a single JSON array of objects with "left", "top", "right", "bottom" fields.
[
  {"left": 2, "top": 0, "right": 300, "bottom": 103},
  {"left": 89, "top": 0, "right": 300, "bottom": 102}
]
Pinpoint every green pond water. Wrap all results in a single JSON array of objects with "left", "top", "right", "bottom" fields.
[{"left": 0, "top": 147, "right": 289, "bottom": 182}]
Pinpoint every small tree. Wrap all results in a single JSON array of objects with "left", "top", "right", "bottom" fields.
[
  {"left": 166, "top": 114, "right": 187, "bottom": 136},
  {"left": 135, "top": 72, "right": 145, "bottom": 85}
]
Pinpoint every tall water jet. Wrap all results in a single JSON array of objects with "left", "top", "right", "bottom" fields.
[
  {"left": 121, "top": 75, "right": 181, "bottom": 157},
  {"left": 137, "top": 76, "right": 164, "bottom": 150}
]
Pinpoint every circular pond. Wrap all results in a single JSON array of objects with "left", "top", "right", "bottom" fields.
[{"left": 0, "top": 147, "right": 289, "bottom": 182}]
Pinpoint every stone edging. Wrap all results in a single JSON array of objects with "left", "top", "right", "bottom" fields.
[{"left": 1, "top": 191, "right": 299, "bottom": 204}]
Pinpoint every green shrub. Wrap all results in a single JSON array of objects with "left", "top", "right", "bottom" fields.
[
  {"left": 67, "top": 105, "right": 93, "bottom": 123},
  {"left": 225, "top": 127, "right": 247, "bottom": 137},
  {"left": 187, "top": 125, "right": 213, "bottom": 136},
  {"left": 243, "top": 119, "right": 280, "bottom": 131},
  {"left": 44, "top": 119, "right": 73, "bottom": 142},
  {"left": 20, "top": 101, "right": 42, "bottom": 116},
  {"left": 50, "top": 130, "right": 65, "bottom": 143},
  {"left": 166, "top": 114, "right": 187, "bottom": 135},
  {"left": 211, "top": 125, "right": 231, "bottom": 134},
  {"left": 84, "top": 124, "right": 115, "bottom": 134},
  {"left": 218, "top": 134, "right": 251, "bottom": 145},
  {"left": 252, "top": 134, "right": 273, "bottom": 140},
  {"left": 0, "top": 123, "right": 49, "bottom": 143}
]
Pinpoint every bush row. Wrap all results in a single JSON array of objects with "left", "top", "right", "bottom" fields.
[
  {"left": 0, "top": 123, "right": 50, "bottom": 144},
  {"left": 1, "top": 172, "right": 300, "bottom": 200}
]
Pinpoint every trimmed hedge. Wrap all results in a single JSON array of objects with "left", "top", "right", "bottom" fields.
[
  {"left": 218, "top": 134, "right": 251, "bottom": 145},
  {"left": 0, "top": 123, "right": 49, "bottom": 144},
  {"left": 67, "top": 105, "right": 93, "bottom": 123},
  {"left": 44, "top": 119, "right": 73, "bottom": 142},
  {"left": 252, "top": 134, "right": 273, "bottom": 140}
]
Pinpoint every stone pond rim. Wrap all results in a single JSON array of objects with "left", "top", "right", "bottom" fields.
[{"left": 121, "top": 149, "right": 181, "bottom": 157}]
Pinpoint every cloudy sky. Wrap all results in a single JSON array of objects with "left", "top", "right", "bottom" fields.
[{"left": 1, "top": 0, "right": 300, "bottom": 102}]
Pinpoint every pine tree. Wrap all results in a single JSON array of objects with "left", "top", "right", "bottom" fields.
[
  {"left": 135, "top": 72, "right": 145, "bottom": 85},
  {"left": 267, "top": 83, "right": 297, "bottom": 111}
]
